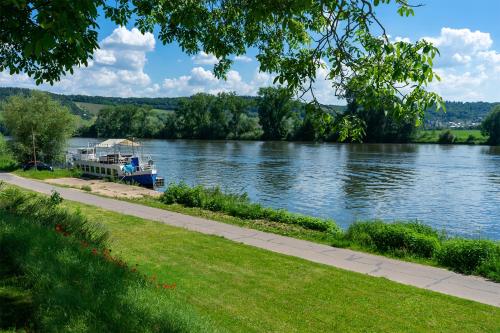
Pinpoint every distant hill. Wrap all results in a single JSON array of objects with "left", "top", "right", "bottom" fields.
[
  {"left": 423, "top": 101, "right": 498, "bottom": 128},
  {"left": 0, "top": 87, "right": 497, "bottom": 129},
  {"left": 0, "top": 87, "right": 92, "bottom": 120}
]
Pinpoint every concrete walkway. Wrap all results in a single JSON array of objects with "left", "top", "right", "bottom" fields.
[{"left": 1, "top": 173, "right": 499, "bottom": 307}]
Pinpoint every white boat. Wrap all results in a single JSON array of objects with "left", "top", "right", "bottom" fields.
[{"left": 71, "top": 139, "right": 164, "bottom": 188}]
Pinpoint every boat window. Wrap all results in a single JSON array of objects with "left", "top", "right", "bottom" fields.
[
  {"left": 112, "top": 169, "right": 117, "bottom": 177},
  {"left": 85, "top": 165, "right": 89, "bottom": 172},
  {"left": 101, "top": 167, "right": 105, "bottom": 174},
  {"left": 107, "top": 168, "right": 111, "bottom": 176},
  {"left": 91, "top": 166, "right": 95, "bottom": 173}
]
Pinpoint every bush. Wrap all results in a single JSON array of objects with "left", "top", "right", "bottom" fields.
[
  {"left": 345, "top": 221, "right": 441, "bottom": 258},
  {"left": 436, "top": 239, "right": 500, "bottom": 276},
  {"left": 466, "top": 134, "right": 476, "bottom": 144},
  {"left": 0, "top": 133, "right": 18, "bottom": 171},
  {"left": 81, "top": 185, "right": 92, "bottom": 192},
  {"left": 438, "top": 130, "right": 455, "bottom": 144},
  {"left": 161, "top": 182, "right": 340, "bottom": 234}
]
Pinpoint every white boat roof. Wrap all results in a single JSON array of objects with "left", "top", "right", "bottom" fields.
[{"left": 95, "top": 139, "right": 140, "bottom": 148}]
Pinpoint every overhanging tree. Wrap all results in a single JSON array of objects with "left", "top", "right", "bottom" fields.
[{"left": 1, "top": 0, "right": 444, "bottom": 139}]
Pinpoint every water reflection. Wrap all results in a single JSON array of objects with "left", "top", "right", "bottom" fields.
[{"left": 68, "top": 138, "right": 500, "bottom": 239}]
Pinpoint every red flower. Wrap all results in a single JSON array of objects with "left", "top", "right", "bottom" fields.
[
  {"left": 92, "top": 248, "right": 98, "bottom": 255},
  {"left": 63, "top": 232, "right": 69, "bottom": 237}
]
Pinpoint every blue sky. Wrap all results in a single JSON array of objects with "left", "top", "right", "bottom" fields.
[{"left": 2, "top": 0, "right": 500, "bottom": 103}]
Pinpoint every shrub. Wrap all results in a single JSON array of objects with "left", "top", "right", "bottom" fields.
[
  {"left": 81, "top": 185, "right": 92, "bottom": 192},
  {"left": 0, "top": 133, "right": 18, "bottom": 171},
  {"left": 438, "top": 130, "right": 455, "bottom": 144},
  {"left": 345, "top": 221, "right": 441, "bottom": 258},
  {"left": 466, "top": 134, "right": 476, "bottom": 144},
  {"left": 161, "top": 182, "right": 340, "bottom": 234},
  {"left": 436, "top": 239, "right": 500, "bottom": 276}
]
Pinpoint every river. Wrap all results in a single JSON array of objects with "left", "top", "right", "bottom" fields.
[{"left": 69, "top": 138, "right": 500, "bottom": 240}]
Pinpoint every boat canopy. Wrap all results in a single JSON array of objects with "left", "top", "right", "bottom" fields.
[{"left": 95, "top": 139, "right": 140, "bottom": 148}]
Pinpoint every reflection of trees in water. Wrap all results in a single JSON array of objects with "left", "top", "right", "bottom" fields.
[
  {"left": 254, "top": 141, "right": 299, "bottom": 196},
  {"left": 341, "top": 144, "right": 419, "bottom": 204},
  {"left": 481, "top": 146, "right": 500, "bottom": 186}
]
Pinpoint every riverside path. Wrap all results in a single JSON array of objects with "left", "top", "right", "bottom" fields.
[{"left": 0, "top": 173, "right": 498, "bottom": 307}]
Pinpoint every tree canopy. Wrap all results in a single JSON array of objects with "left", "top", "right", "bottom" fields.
[
  {"left": 482, "top": 106, "right": 500, "bottom": 145},
  {"left": 1, "top": 91, "right": 75, "bottom": 163},
  {"left": 1, "top": 0, "right": 443, "bottom": 132}
]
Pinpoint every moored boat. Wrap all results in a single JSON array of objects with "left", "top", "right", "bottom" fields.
[{"left": 71, "top": 139, "right": 164, "bottom": 188}]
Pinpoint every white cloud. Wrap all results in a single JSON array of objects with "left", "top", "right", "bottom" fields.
[
  {"left": 422, "top": 27, "right": 500, "bottom": 101},
  {"left": 423, "top": 27, "right": 492, "bottom": 53},
  {"left": 101, "top": 26, "right": 155, "bottom": 51},
  {"left": 191, "top": 51, "right": 219, "bottom": 65},
  {"left": 451, "top": 53, "right": 471, "bottom": 64},
  {"left": 234, "top": 55, "right": 253, "bottom": 63},
  {"left": 163, "top": 66, "right": 256, "bottom": 96},
  {"left": 0, "top": 26, "right": 156, "bottom": 97}
]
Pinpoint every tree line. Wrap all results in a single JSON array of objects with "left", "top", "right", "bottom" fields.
[
  {"left": 1, "top": 90, "right": 500, "bottom": 166},
  {"left": 77, "top": 87, "right": 420, "bottom": 143}
]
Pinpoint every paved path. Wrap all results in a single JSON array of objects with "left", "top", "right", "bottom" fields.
[{"left": 1, "top": 173, "right": 499, "bottom": 307}]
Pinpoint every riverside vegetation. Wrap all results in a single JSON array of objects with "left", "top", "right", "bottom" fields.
[
  {"left": 1, "top": 186, "right": 499, "bottom": 332},
  {"left": 159, "top": 182, "right": 500, "bottom": 282}
]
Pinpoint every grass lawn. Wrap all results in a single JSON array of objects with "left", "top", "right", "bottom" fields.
[
  {"left": 59, "top": 199, "right": 500, "bottom": 332},
  {"left": 414, "top": 129, "right": 487, "bottom": 144},
  {"left": 12, "top": 168, "right": 82, "bottom": 180}
]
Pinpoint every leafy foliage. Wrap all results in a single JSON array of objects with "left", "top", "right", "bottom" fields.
[
  {"left": 164, "top": 92, "right": 261, "bottom": 140},
  {"left": 257, "top": 87, "right": 301, "bottom": 140},
  {"left": 0, "top": 133, "right": 17, "bottom": 171},
  {"left": 1, "top": 1, "right": 444, "bottom": 140},
  {"left": 341, "top": 87, "right": 418, "bottom": 143},
  {"left": 481, "top": 105, "right": 500, "bottom": 145},
  {"left": 1, "top": 91, "right": 75, "bottom": 163},
  {"left": 345, "top": 221, "right": 442, "bottom": 258},
  {"left": 436, "top": 239, "right": 500, "bottom": 279},
  {"left": 92, "top": 105, "right": 167, "bottom": 138}
]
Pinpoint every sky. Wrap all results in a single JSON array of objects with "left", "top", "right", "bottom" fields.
[{"left": 2, "top": 0, "right": 500, "bottom": 104}]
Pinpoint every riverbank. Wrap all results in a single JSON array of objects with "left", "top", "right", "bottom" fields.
[
  {"left": 7, "top": 172, "right": 500, "bottom": 283},
  {"left": 1, "top": 184, "right": 499, "bottom": 332},
  {"left": 1, "top": 174, "right": 499, "bottom": 303},
  {"left": 413, "top": 129, "right": 488, "bottom": 144}
]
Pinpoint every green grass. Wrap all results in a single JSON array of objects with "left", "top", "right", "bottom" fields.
[
  {"left": 2, "top": 186, "right": 500, "bottom": 332},
  {"left": 12, "top": 168, "right": 82, "bottom": 180},
  {"left": 58, "top": 199, "right": 500, "bottom": 332},
  {"left": 414, "top": 129, "right": 487, "bottom": 144},
  {"left": 0, "top": 191, "right": 214, "bottom": 332},
  {"left": 143, "top": 183, "right": 500, "bottom": 281}
]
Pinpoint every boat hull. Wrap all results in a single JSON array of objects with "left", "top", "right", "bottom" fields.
[{"left": 122, "top": 173, "right": 157, "bottom": 188}]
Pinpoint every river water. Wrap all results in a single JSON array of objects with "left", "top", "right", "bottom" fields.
[{"left": 69, "top": 138, "right": 500, "bottom": 240}]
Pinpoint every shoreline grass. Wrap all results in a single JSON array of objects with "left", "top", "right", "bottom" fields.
[
  {"left": 413, "top": 129, "right": 488, "bottom": 144},
  {"left": 12, "top": 167, "right": 82, "bottom": 180},
  {"left": 2, "top": 186, "right": 499, "bottom": 332},
  {"left": 154, "top": 182, "right": 500, "bottom": 282}
]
